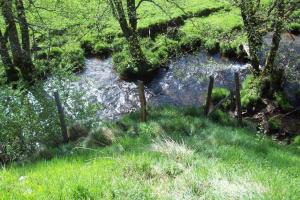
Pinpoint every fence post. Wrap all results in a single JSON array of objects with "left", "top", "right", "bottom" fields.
[
  {"left": 138, "top": 80, "right": 147, "bottom": 122},
  {"left": 234, "top": 72, "right": 243, "bottom": 125},
  {"left": 54, "top": 91, "right": 69, "bottom": 143},
  {"left": 230, "top": 90, "right": 235, "bottom": 112},
  {"left": 205, "top": 76, "right": 214, "bottom": 116}
]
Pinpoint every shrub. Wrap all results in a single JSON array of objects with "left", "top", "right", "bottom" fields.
[
  {"left": 138, "top": 122, "right": 165, "bottom": 138},
  {"left": 0, "top": 75, "right": 100, "bottom": 164},
  {"left": 0, "top": 85, "right": 60, "bottom": 164},
  {"left": 113, "top": 50, "right": 138, "bottom": 77}
]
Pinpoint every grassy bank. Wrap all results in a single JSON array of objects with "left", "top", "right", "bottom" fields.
[
  {"left": 1, "top": 106, "right": 299, "bottom": 199},
  {"left": 1, "top": 0, "right": 299, "bottom": 80}
]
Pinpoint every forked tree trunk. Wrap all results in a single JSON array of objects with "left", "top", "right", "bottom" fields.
[
  {"left": 0, "top": 0, "right": 34, "bottom": 83},
  {"left": 109, "top": 0, "right": 149, "bottom": 76},
  {"left": 15, "top": 0, "right": 34, "bottom": 83}
]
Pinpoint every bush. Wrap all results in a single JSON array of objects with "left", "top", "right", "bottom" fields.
[
  {"left": 0, "top": 75, "right": 100, "bottom": 164},
  {"left": 0, "top": 85, "right": 60, "bottom": 164}
]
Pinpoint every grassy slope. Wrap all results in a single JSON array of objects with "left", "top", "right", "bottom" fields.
[{"left": 1, "top": 107, "right": 299, "bottom": 200}]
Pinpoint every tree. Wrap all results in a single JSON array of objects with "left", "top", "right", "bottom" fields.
[
  {"left": 0, "top": 0, "right": 35, "bottom": 84},
  {"left": 0, "top": 29, "right": 19, "bottom": 82},
  {"left": 238, "top": 0, "right": 264, "bottom": 75},
  {"left": 235, "top": 0, "right": 298, "bottom": 93},
  {"left": 107, "top": 0, "right": 149, "bottom": 76}
]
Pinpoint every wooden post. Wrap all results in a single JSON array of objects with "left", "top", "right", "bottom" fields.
[
  {"left": 138, "top": 80, "right": 147, "bottom": 122},
  {"left": 230, "top": 90, "right": 235, "bottom": 112},
  {"left": 234, "top": 72, "right": 243, "bottom": 125},
  {"left": 205, "top": 76, "right": 214, "bottom": 116},
  {"left": 54, "top": 91, "right": 69, "bottom": 143}
]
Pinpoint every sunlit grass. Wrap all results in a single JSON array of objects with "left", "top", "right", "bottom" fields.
[{"left": 1, "top": 106, "right": 299, "bottom": 199}]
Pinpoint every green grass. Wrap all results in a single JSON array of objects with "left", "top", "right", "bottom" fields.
[
  {"left": 1, "top": 0, "right": 299, "bottom": 78},
  {"left": 1, "top": 106, "right": 299, "bottom": 200}
]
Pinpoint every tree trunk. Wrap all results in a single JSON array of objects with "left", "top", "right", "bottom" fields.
[
  {"left": 263, "top": 0, "right": 285, "bottom": 93},
  {"left": 126, "top": 33, "right": 149, "bottom": 75},
  {"left": 127, "top": 0, "right": 137, "bottom": 31},
  {"left": 239, "top": 0, "right": 262, "bottom": 75},
  {"left": 1, "top": 0, "right": 24, "bottom": 69},
  {"left": 109, "top": 0, "right": 149, "bottom": 76},
  {"left": 15, "top": 0, "right": 35, "bottom": 83},
  {"left": 0, "top": 30, "right": 19, "bottom": 82},
  {"left": 0, "top": 0, "right": 34, "bottom": 83}
]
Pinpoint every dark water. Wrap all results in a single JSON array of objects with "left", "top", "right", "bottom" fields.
[{"left": 47, "top": 34, "right": 299, "bottom": 120}]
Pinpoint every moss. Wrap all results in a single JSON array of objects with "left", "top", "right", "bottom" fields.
[
  {"left": 269, "top": 117, "right": 282, "bottom": 131},
  {"left": 113, "top": 36, "right": 180, "bottom": 79},
  {"left": 241, "top": 75, "right": 261, "bottom": 108},
  {"left": 274, "top": 92, "right": 293, "bottom": 111},
  {"left": 212, "top": 87, "right": 230, "bottom": 103}
]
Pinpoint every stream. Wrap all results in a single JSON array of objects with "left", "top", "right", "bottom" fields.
[{"left": 48, "top": 34, "right": 300, "bottom": 120}]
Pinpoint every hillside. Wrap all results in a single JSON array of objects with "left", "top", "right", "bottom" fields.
[{"left": 1, "top": 107, "right": 299, "bottom": 200}]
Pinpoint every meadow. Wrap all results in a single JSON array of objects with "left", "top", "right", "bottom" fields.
[{"left": 1, "top": 106, "right": 299, "bottom": 199}]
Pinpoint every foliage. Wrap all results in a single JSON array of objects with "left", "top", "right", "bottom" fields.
[
  {"left": 0, "top": 85, "right": 60, "bottom": 164},
  {"left": 0, "top": 71, "right": 100, "bottom": 164},
  {"left": 0, "top": 0, "right": 298, "bottom": 79}
]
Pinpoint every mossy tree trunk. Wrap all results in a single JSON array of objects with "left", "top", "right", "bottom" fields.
[
  {"left": 0, "top": 30, "right": 19, "bottom": 83},
  {"left": 108, "top": 0, "right": 149, "bottom": 76},
  {"left": 236, "top": 0, "right": 298, "bottom": 95},
  {"left": 238, "top": 0, "right": 263, "bottom": 76},
  {"left": 0, "top": 0, "right": 35, "bottom": 84},
  {"left": 263, "top": 0, "right": 285, "bottom": 93}
]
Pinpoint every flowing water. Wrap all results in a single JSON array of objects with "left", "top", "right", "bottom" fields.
[
  {"left": 47, "top": 34, "right": 299, "bottom": 120},
  {"left": 72, "top": 53, "right": 249, "bottom": 120}
]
